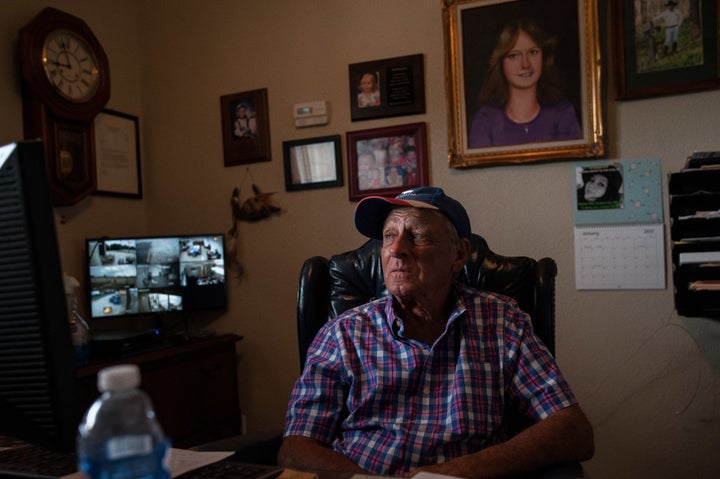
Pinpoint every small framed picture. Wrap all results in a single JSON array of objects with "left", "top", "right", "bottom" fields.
[
  {"left": 283, "top": 135, "right": 343, "bottom": 191},
  {"left": 93, "top": 109, "right": 142, "bottom": 198},
  {"left": 611, "top": 0, "right": 720, "bottom": 100},
  {"left": 349, "top": 54, "right": 425, "bottom": 122},
  {"left": 346, "top": 122, "right": 428, "bottom": 202},
  {"left": 220, "top": 88, "right": 271, "bottom": 166}
]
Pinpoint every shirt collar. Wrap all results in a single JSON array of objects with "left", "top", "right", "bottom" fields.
[{"left": 384, "top": 283, "right": 468, "bottom": 339}]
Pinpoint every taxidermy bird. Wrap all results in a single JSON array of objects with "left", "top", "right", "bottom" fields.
[
  {"left": 227, "top": 183, "right": 281, "bottom": 279},
  {"left": 234, "top": 183, "right": 282, "bottom": 223}
]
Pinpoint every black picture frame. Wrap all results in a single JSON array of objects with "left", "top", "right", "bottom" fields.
[
  {"left": 349, "top": 53, "right": 426, "bottom": 122},
  {"left": 220, "top": 88, "right": 272, "bottom": 166},
  {"left": 612, "top": 0, "right": 720, "bottom": 100},
  {"left": 93, "top": 109, "right": 142, "bottom": 198},
  {"left": 283, "top": 135, "right": 343, "bottom": 191}
]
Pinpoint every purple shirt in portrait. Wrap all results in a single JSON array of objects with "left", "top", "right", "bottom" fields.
[{"left": 469, "top": 100, "right": 582, "bottom": 148}]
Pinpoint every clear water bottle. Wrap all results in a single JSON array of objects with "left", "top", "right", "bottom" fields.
[
  {"left": 77, "top": 364, "right": 171, "bottom": 479},
  {"left": 64, "top": 273, "right": 89, "bottom": 365}
]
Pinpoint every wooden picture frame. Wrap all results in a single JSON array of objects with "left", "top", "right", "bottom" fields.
[
  {"left": 443, "top": 0, "right": 604, "bottom": 168},
  {"left": 346, "top": 122, "right": 428, "bottom": 202},
  {"left": 612, "top": 0, "right": 720, "bottom": 100},
  {"left": 283, "top": 135, "right": 343, "bottom": 191},
  {"left": 220, "top": 88, "right": 271, "bottom": 166},
  {"left": 349, "top": 54, "right": 426, "bottom": 122},
  {"left": 93, "top": 109, "right": 142, "bottom": 198}
]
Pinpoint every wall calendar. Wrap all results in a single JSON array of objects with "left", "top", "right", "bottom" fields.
[{"left": 573, "top": 158, "right": 666, "bottom": 290}]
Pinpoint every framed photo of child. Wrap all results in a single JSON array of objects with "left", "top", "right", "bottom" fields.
[
  {"left": 348, "top": 54, "right": 426, "bottom": 121},
  {"left": 612, "top": 0, "right": 720, "bottom": 100},
  {"left": 220, "top": 88, "right": 271, "bottom": 166},
  {"left": 443, "top": 0, "right": 604, "bottom": 168}
]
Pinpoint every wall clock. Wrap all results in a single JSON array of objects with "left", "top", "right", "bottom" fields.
[{"left": 19, "top": 7, "right": 110, "bottom": 206}]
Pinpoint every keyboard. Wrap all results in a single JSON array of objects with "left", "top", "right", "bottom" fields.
[
  {"left": 0, "top": 444, "right": 77, "bottom": 478},
  {"left": 177, "top": 461, "right": 283, "bottom": 479},
  {"left": 0, "top": 444, "right": 283, "bottom": 479}
]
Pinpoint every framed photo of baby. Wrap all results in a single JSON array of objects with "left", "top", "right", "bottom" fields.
[
  {"left": 348, "top": 54, "right": 426, "bottom": 122},
  {"left": 346, "top": 122, "right": 429, "bottom": 202},
  {"left": 443, "top": 0, "right": 604, "bottom": 168}
]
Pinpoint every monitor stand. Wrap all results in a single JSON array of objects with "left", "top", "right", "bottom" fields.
[{"left": 90, "top": 329, "right": 164, "bottom": 358}]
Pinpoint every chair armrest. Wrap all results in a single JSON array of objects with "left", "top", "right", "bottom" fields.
[
  {"left": 192, "top": 430, "right": 283, "bottom": 465},
  {"left": 297, "top": 256, "right": 330, "bottom": 368},
  {"left": 534, "top": 257, "right": 558, "bottom": 355},
  {"left": 535, "top": 462, "right": 586, "bottom": 479}
]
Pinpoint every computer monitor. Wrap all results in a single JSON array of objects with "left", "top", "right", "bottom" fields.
[
  {"left": 0, "top": 140, "right": 80, "bottom": 452},
  {"left": 85, "top": 233, "right": 228, "bottom": 322}
]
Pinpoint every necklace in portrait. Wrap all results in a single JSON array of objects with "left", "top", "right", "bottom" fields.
[{"left": 506, "top": 104, "right": 539, "bottom": 134}]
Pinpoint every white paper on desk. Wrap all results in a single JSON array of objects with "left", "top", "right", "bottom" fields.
[
  {"left": 60, "top": 448, "right": 234, "bottom": 479},
  {"left": 168, "top": 448, "right": 234, "bottom": 477},
  {"left": 352, "top": 473, "right": 462, "bottom": 479},
  {"left": 413, "top": 473, "right": 463, "bottom": 479}
]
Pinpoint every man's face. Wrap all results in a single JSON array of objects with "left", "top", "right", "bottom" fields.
[{"left": 380, "top": 207, "right": 465, "bottom": 306}]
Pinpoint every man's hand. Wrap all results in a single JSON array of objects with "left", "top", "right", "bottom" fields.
[
  {"left": 277, "top": 436, "right": 368, "bottom": 474},
  {"left": 406, "top": 404, "right": 594, "bottom": 479}
]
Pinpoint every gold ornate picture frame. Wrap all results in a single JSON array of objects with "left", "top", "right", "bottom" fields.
[{"left": 443, "top": 0, "right": 604, "bottom": 168}]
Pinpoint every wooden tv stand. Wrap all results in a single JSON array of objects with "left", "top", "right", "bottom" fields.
[{"left": 76, "top": 333, "right": 242, "bottom": 448}]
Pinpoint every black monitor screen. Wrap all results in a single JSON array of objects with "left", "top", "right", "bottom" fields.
[
  {"left": 86, "top": 234, "right": 227, "bottom": 320},
  {"left": 0, "top": 140, "right": 80, "bottom": 452}
]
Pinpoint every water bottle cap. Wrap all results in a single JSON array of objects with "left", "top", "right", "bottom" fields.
[{"left": 97, "top": 364, "right": 140, "bottom": 392}]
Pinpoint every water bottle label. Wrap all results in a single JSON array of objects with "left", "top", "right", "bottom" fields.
[
  {"left": 78, "top": 440, "right": 170, "bottom": 479},
  {"left": 107, "top": 435, "right": 153, "bottom": 460}
]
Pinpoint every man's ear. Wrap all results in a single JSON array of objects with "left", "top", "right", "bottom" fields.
[{"left": 453, "top": 238, "right": 471, "bottom": 273}]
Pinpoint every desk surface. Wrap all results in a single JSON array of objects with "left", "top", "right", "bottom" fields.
[{"left": 194, "top": 433, "right": 585, "bottom": 479}]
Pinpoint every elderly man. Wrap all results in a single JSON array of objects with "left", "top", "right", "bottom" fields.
[{"left": 279, "top": 187, "right": 594, "bottom": 478}]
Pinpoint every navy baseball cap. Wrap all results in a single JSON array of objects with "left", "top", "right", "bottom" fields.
[{"left": 354, "top": 186, "right": 472, "bottom": 240}]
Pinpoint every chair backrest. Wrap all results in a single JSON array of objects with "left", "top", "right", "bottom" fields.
[{"left": 296, "top": 233, "right": 557, "bottom": 368}]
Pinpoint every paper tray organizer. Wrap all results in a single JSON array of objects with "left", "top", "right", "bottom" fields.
[{"left": 668, "top": 167, "right": 720, "bottom": 318}]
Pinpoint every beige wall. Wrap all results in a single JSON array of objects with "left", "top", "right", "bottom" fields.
[{"left": 3, "top": 1, "right": 719, "bottom": 477}]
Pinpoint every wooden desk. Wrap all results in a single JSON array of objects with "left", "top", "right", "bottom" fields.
[{"left": 77, "top": 334, "right": 242, "bottom": 448}]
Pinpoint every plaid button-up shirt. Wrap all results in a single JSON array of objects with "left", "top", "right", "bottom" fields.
[{"left": 283, "top": 284, "right": 576, "bottom": 475}]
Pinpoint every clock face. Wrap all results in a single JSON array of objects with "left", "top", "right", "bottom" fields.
[{"left": 42, "top": 29, "right": 101, "bottom": 103}]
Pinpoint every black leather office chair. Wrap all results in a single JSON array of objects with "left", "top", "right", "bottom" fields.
[{"left": 297, "top": 234, "right": 558, "bottom": 368}]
